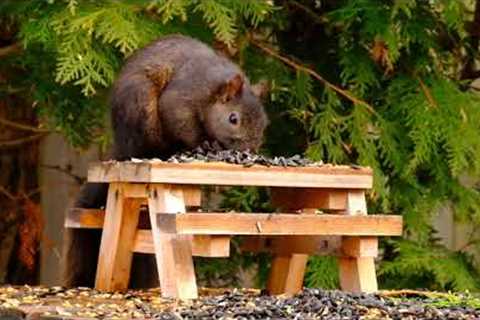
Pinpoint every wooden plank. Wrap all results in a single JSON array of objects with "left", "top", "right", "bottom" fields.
[
  {"left": 79, "top": 183, "right": 201, "bottom": 206},
  {"left": 133, "top": 230, "right": 230, "bottom": 257},
  {"left": 64, "top": 208, "right": 229, "bottom": 257},
  {"left": 65, "top": 207, "right": 151, "bottom": 229},
  {"left": 266, "top": 255, "right": 291, "bottom": 295},
  {"left": 270, "top": 188, "right": 347, "bottom": 210},
  {"left": 341, "top": 236, "right": 378, "bottom": 258},
  {"left": 156, "top": 213, "right": 403, "bottom": 236},
  {"left": 346, "top": 190, "right": 368, "bottom": 215},
  {"left": 88, "top": 161, "right": 373, "bottom": 189},
  {"left": 131, "top": 229, "right": 154, "bottom": 253},
  {"left": 266, "top": 255, "right": 289, "bottom": 294},
  {"left": 283, "top": 254, "right": 310, "bottom": 294},
  {"left": 95, "top": 183, "right": 142, "bottom": 291},
  {"left": 122, "top": 183, "right": 150, "bottom": 198},
  {"left": 182, "top": 185, "right": 202, "bottom": 207},
  {"left": 192, "top": 235, "right": 230, "bottom": 257},
  {"left": 148, "top": 184, "right": 197, "bottom": 300},
  {"left": 267, "top": 253, "right": 309, "bottom": 296},
  {"left": 122, "top": 183, "right": 201, "bottom": 207},
  {"left": 339, "top": 257, "right": 378, "bottom": 293},
  {"left": 65, "top": 208, "right": 105, "bottom": 228},
  {"left": 338, "top": 190, "right": 378, "bottom": 293}
]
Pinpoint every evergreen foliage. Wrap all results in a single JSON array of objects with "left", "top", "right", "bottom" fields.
[{"left": 2, "top": 0, "right": 480, "bottom": 291}]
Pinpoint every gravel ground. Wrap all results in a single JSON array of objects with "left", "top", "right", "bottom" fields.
[{"left": 0, "top": 286, "right": 479, "bottom": 319}]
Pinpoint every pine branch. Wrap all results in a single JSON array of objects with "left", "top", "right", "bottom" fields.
[
  {"left": 0, "top": 118, "right": 50, "bottom": 133},
  {"left": 249, "top": 36, "right": 377, "bottom": 114}
]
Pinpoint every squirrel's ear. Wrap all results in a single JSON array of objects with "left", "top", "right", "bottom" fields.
[
  {"left": 251, "top": 79, "right": 269, "bottom": 101},
  {"left": 219, "top": 74, "right": 243, "bottom": 102}
]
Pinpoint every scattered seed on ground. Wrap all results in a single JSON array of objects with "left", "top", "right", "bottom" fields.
[{"left": 1, "top": 286, "right": 479, "bottom": 319}]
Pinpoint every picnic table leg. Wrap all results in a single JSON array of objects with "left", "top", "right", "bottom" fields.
[
  {"left": 266, "top": 209, "right": 314, "bottom": 295},
  {"left": 95, "top": 183, "right": 142, "bottom": 291},
  {"left": 148, "top": 184, "right": 197, "bottom": 300},
  {"left": 266, "top": 188, "right": 346, "bottom": 295},
  {"left": 267, "top": 253, "right": 309, "bottom": 294},
  {"left": 338, "top": 190, "right": 378, "bottom": 293}
]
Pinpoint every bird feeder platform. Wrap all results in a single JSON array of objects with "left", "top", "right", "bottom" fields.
[{"left": 65, "top": 161, "right": 402, "bottom": 300}]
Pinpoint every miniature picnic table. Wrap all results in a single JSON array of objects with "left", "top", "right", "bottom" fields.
[{"left": 65, "top": 161, "right": 402, "bottom": 300}]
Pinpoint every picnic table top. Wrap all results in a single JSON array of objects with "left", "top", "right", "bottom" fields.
[{"left": 88, "top": 160, "right": 373, "bottom": 189}]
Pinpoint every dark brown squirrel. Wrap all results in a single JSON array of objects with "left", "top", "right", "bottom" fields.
[{"left": 63, "top": 35, "right": 268, "bottom": 288}]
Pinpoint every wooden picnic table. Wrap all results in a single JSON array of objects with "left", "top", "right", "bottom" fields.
[{"left": 65, "top": 161, "right": 402, "bottom": 300}]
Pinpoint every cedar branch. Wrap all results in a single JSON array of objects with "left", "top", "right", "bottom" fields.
[
  {"left": 0, "top": 133, "right": 47, "bottom": 149},
  {"left": 249, "top": 37, "right": 376, "bottom": 114},
  {"left": 0, "top": 117, "right": 50, "bottom": 133},
  {"left": 417, "top": 77, "right": 438, "bottom": 109}
]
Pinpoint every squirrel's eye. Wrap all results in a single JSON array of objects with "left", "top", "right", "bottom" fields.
[{"left": 228, "top": 112, "right": 239, "bottom": 125}]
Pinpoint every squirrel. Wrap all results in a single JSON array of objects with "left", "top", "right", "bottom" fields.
[{"left": 63, "top": 35, "right": 268, "bottom": 288}]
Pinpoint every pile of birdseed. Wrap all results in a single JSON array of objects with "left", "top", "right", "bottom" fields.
[
  {"left": 1, "top": 286, "right": 479, "bottom": 319},
  {"left": 175, "top": 289, "right": 480, "bottom": 320},
  {"left": 133, "top": 141, "right": 325, "bottom": 167}
]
